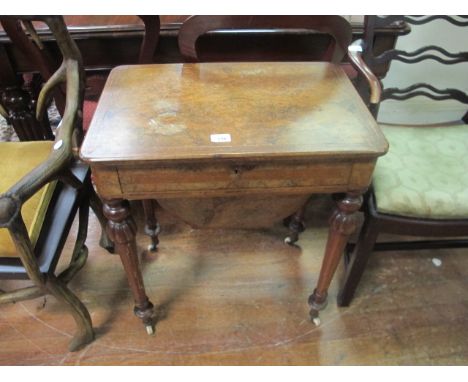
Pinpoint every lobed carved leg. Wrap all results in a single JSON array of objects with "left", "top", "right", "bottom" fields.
[
  {"left": 103, "top": 199, "right": 155, "bottom": 334},
  {"left": 308, "top": 191, "right": 364, "bottom": 325},
  {"left": 284, "top": 204, "right": 307, "bottom": 245},
  {"left": 142, "top": 199, "right": 160, "bottom": 252}
]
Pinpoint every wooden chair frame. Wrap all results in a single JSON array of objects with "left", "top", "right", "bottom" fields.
[
  {"left": 176, "top": 15, "right": 381, "bottom": 244},
  {"left": 0, "top": 16, "right": 112, "bottom": 351},
  {"left": 178, "top": 15, "right": 352, "bottom": 63},
  {"left": 338, "top": 15, "right": 468, "bottom": 307}
]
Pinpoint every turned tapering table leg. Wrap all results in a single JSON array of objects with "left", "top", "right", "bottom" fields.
[
  {"left": 103, "top": 199, "right": 155, "bottom": 334},
  {"left": 308, "top": 191, "right": 364, "bottom": 325}
]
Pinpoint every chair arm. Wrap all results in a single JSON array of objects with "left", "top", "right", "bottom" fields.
[
  {"left": 5, "top": 62, "right": 82, "bottom": 206},
  {"left": 348, "top": 39, "right": 382, "bottom": 113}
]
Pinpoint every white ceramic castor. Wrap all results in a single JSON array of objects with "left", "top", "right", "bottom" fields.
[
  {"left": 312, "top": 317, "right": 321, "bottom": 326},
  {"left": 146, "top": 325, "right": 155, "bottom": 335},
  {"left": 284, "top": 236, "right": 299, "bottom": 245}
]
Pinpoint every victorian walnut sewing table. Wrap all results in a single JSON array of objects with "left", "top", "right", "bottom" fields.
[{"left": 80, "top": 61, "right": 387, "bottom": 333}]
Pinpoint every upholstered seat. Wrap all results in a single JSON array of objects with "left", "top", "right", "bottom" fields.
[
  {"left": 373, "top": 122, "right": 468, "bottom": 219},
  {"left": 337, "top": 15, "right": 468, "bottom": 308},
  {"left": 0, "top": 141, "right": 55, "bottom": 257}
]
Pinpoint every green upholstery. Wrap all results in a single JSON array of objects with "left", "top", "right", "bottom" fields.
[
  {"left": 0, "top": 141, "right": 55, "bottom": 258},
  {"left": 373, "top": 122, "right": 468, "bottom": 219}
]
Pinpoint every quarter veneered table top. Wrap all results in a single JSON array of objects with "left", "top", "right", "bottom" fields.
[{"left": 80, "top": 62, "right": 387, "bottom": 164}]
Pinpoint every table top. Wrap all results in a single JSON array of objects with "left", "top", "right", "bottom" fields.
[{"left": 80, "top": 62, "right": 387, "bottom": 165}]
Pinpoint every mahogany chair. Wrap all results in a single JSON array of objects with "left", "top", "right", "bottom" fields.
[
  {"left": 338, "top": 15, "right": 468, "bottom": 306},
  {"left": 0, "top": 17, "right": 61, "bottom": 141},
  {"left": 178, "top": 15, "right": 352, "bottom": 63},
  {"left": 176, "top": 15, "right": 357, "bottom": 243},
  {"left": 0, "top": 16, "right": 112, "bottom": 351},
  {"left": 0, "top": 16, "right": 161, "bottom": 139}
]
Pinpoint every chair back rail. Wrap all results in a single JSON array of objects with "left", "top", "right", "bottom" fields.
[
  {"left": 360, "top": 15, "right": 468, "bottom": 115},
  {"left": 178, "top": 15, "right": 352, "bottom": 63},
  {"left": 376, "top": 15, "right": 468, "bottom": 27},
  {"left": 0, "top": 17, "right": 67, "bottom": 117},
  {"left": 382, "top": 83, "right": 468, "bottom": 103},
  {"left": 138, "top": 16, "right": 160, "bottom": 64},
  {"left": 373, "top": 45, "right": 468, "bottom": 65},
  {"left": 338, "top": 15, "right": 468, "bottom": 307}
]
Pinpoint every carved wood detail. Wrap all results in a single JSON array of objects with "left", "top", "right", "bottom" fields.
[
  {"left": 308, "top": 191, "right": 364, "bottom": 320},
  {"left": 103, "top": 199, "right": 154, "bottom": 330}
]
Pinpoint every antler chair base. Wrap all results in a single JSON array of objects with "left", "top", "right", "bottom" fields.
[
  {"left": 0, "top": 159, "right": 97, "bottom": 351},
  {"left": 0, "top": 16, "right": 112, "bottom": 351}
]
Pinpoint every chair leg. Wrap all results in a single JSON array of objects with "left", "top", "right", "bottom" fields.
[
  {"left": 88, "top": 182, "right": 115, "bottom": 254},
  {"left": 462, "top": 110, "right": 468, "bottom": 124},
  {"left": 337, "top": 214, "right": 380, "bottom": 307},
  {"left": 142, "top": 199, "right": 160, "bottom": 252},
  {"left": 46, "top": 275, "right": 94, "bottom": 352},
  {"left": 53, "top": 198, "right": 94, "bottom": 351},
  {"left": 59, "top": 199, "right": 90, "bottom": 284}
]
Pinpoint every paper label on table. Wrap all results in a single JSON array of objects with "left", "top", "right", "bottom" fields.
[{"left": 210, "top": 134, "right": 231, "bottom": 143}]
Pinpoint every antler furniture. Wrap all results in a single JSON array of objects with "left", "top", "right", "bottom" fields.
[{"left": 0, "top": 16, "right": 111, "bottom": 352}]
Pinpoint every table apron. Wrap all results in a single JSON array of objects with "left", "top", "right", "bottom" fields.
[{"left": 91, "top": 159, "right": 376, "bottom": 200}]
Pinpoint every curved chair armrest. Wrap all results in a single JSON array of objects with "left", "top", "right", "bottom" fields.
[
  {"left": 137, "top": 16, "right": 160, "bottom": 64},
  {"left": 5, "top": 140, "right": 73, "bottom": 203},
  {"left": 5, "top": 75, "right": 81, "bottom": 206},
  {"left": 348, "top": 39, "right": 382, "bottom": 116}
]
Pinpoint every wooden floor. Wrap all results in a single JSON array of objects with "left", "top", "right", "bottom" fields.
[{"left": 1, "top": 195, "right": 467, "bottom": 365}]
